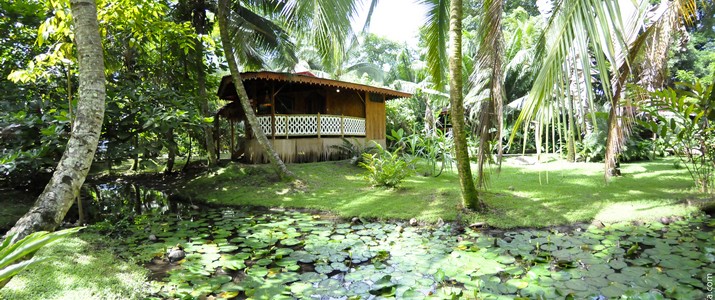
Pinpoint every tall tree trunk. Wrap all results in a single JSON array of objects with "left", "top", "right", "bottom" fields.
[
  {"left": 217, "top": 0, "right": 295, "bottom": 180},
  {"left": 566, "top": 95, "right": 577, "bottom": 162},
  {"left": 4, "top": 0, "right": 105, "bottom": 241},
  {"left": 191, "top": 0, "right": 217, "bottom": 166},
  {"left": 448, "top": 0, "right": 481, "bottom": 210}
]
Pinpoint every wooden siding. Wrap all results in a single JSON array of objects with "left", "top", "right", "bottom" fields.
[
  {"left": 245, "top": 138, "right": 371, "bottom": 163},
  {"left": 325, "top": 89, "right": 365, "bottom": 118},
  {"left": 365, "top": 92, "right": 386, "bottom": 141}
]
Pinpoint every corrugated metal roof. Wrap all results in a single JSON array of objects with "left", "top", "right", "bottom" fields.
[{"left": 218, "top": 71, "right": 412, "bottom": 100}]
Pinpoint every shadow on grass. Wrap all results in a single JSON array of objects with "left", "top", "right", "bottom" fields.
[
  {"left": 0, "top": 233, "right": 148, "bottom": 300},
  {"left": 480, "top": 158, "right": 699, "bottom": 227},
  {"left": 177, "top": 158, "right": 701, "bottom": 229}
]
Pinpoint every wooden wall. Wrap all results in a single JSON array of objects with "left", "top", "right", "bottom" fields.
[
  {"left": 365, "top": 92, "right": 386, "bottom": 141},
  {"left": 325, "top": 90, "right": 365, "bottom": 118},
  {"left": 245, "top": 138, "right": 369, "bottom": 163}
]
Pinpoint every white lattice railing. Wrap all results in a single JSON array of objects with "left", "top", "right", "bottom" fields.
[{"left": 256, "top": 114, "right": 366, "bottom": 137}]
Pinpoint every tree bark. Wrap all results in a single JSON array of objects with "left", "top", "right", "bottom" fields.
[
  {"left": 191, "top": 0, "right": 217, "bottom": 167},
  {"left": 4, "top": 0, "right": 105, "bottom": 242},
  {"left": 217, "top": 0, "right": 295, "bottom": 180},
  {"left": 448, "top": 0, "right": 481, "bottom": 210}
]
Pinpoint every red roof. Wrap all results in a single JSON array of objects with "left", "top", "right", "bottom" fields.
[{"left": 218, "top": 71, "right": 412, "bottom": 100}]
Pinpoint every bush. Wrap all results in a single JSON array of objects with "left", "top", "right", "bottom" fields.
[
  {"left": 359, "top": 144, "right": 415, "bottom": 188},
  {"left": 577, "top": 112, "right": 658, "bottom": 162},
  {"left": 330, "top": 138, "right": 376, "bottom": 165}
]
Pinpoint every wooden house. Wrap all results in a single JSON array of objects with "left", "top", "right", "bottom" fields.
[{"left": 215, "top": 71, "right": 412, "bottom": 163}]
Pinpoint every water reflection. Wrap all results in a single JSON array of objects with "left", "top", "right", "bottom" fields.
[{"left": 68, "top": 182, "right": 188, "bottom": 225}]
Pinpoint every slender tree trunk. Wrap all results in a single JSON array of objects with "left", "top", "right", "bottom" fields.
[
  {"left": 217, "top": 0, "right": 295, "bottom": 180},
  {"left": 191, "top": 0, "right": 217, "bottom": 166},
  {"left": 131, "top": 134, "right": 139, "bottom": 171},
  {"left": 182, "top": 135, "right": 192, "bottom": 172},
  {"left": 566, "top": 95, "right": 577, "bottom": 162},
  {"left": 164, "top": 128, "right": 177, "bottom": 174},
  {"left": 448, "top": 0, "right": 481, "bottom": 210},
  {"left": 4, "top": 0, "right": 105, "bottom": 241}
]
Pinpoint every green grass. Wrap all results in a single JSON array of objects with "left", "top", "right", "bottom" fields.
[
  {"left": 178, "top": 157, "right": 703, "bottom": 228},
  {"left": 0, "top": 233, "right": 148, "bottom": 300}
]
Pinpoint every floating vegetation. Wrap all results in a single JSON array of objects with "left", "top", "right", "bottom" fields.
[{"left": 102, "top": 204, "right": 714, "bottom": 299}]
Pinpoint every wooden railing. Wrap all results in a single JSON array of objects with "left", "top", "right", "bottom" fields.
[{"left": 256, "top": 114, "right": 366, "bottom": 137}]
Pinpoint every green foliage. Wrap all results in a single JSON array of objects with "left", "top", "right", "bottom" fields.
[
  {"left": 388, "top": 128, "right": 453, "bottom": 176},
  {"left": 0, "top": 227, "right": 82, "bottom": 289},
  {"left": 638, "top": 80, "right": 715, "bottom": 193},
  {"left": 329, "top": 138, "right": 376, "bottom": 165},
  {"left": 359, "top": 144, "right": 415, "bottom": 188},
  {"left": 577, "top": 112, "right": 658, "bottom": 163}
]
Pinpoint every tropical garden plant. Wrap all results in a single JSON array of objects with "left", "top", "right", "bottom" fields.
[
  {"left": 330, "top": 138, "right": 377, "bottom": 165},
  {"left": 638, "top": 79, "right": 715, "bottom": 193},
  {"left": 359, "top": 144, "right": 415, "bottom": 188},
  {"left": 0, "top": 227, "right": 81, "bottom": 289}
]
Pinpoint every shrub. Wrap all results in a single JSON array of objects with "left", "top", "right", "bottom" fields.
[
  {"left": 330, "top": 138, "right": 376, "bottom": 165},
  {"left": 577, "top": 112, "right": 658, "bottom": 162},
  {"left": 0, "top": 227, "right": 82, "bottom": 289},
  {"left": 359, "top": 144, "right": 415, "bottom": 188}
]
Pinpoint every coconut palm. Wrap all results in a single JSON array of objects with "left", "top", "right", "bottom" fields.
[
  {"left": 512, "top": 0, "right": 700, "bottom": 179},
  {"left": 217, "top": 0, "right": 377, "bottom": 179},
  {"left": 421, "top": 0, "right": 481, "bottom": 209}
]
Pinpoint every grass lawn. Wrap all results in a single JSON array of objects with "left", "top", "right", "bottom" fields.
[
  {"left": 0, "top": 233, "right": 148, "bottom": 300},
  {"left": 178, "top": 157, "right": 705, "bottom": 228}
]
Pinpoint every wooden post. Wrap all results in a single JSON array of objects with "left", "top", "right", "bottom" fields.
[
  {"left": 285, "top": 116, "right": 289, "bottom": 139},
  {"left": 271, "top": 85, "right": 276, "bottom": 141},
  {"left": 214, "top": 115, "right": 220, "bottom": 160},
  {"left": 317, "top": 113, "right": 321, "bottom": 138},
  {"left": 341, "top": 114, "right": 344, "bottom": 138}
]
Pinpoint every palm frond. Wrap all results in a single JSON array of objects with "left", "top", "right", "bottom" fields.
[
  {"left": 224, "top": 2, "right": 298, "bottom": 70},
  {"left": 344, "top": 62, "right": 385, "bottom": 82},
  {"left": 420, "top": 0, "right": 449, "bottom": 91},
  {"left": 278, "top": 0, "right": 361, "bottom": 72},
  {"left": 470, "top": 0, "right": 504, "bottom": 185},
  {"left": 511, "top": 0, "right": 644, "bottom": 145}
]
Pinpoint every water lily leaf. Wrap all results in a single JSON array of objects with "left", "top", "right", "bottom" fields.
[
  {"left": 600, "top": 283, "right": 627, "bottom": 298},
  {"left": 506, "top": 278, "right": 529, "bottom": 289},
  {"left": 219, "top": 256, "right": 246, "bottom": 270},
  {"left": 247, "top": 266, "right": 268, "bottom": 277},
  {"left": 552, "top": 271, "right": 571, "bottom": 281},
  {"left": 315, "top": 263, "right": 333, "bottom": 274},
  {"left": 609, "top": 259, "right": 627, "bottom": 270},
  {"left": 370, "top": 275, "right": 397, "bottom": 296},
  {"left": 349, "top": 281, "right": 370, "bottom": 294},
  {"left": 564, "top": 279, "right": 589, "bottom": 291},
  {"left": 281, "top": 238, "right": 301, "bottom": 246}
]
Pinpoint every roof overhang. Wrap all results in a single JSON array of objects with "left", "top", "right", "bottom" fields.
[{"left": 217, "top": 71, "right": 412, "bottom": 100}]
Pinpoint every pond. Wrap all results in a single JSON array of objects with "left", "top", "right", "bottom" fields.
[
  {"left": 72, "top": 183, "right": 714, "bottom": 300},
  {"left": 1, "top": 182, "right": 712, "bottom": 299}
]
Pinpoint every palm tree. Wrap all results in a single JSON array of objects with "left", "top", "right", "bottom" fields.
[
  {"left": 217, "top": 0, "right": 296, "bottom": 179},
  {"left": 449, "top": 0, "right": 481, "bottom": 209},
  {"left": 422, "top": 0, "right": 481, "bottom": 210},
  {"left": 216, "top": 0, "right": 376, "bottom": 179},
  {"left": 512, "top": 0, "right": 700, "bottom": 179},
  {"left": 5, "top": 0, "right": 105, "bottom": 241}
]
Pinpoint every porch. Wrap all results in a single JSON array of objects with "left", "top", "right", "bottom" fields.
[{"left": 256, "top": 114, "right": 366, "bottom": 138}]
